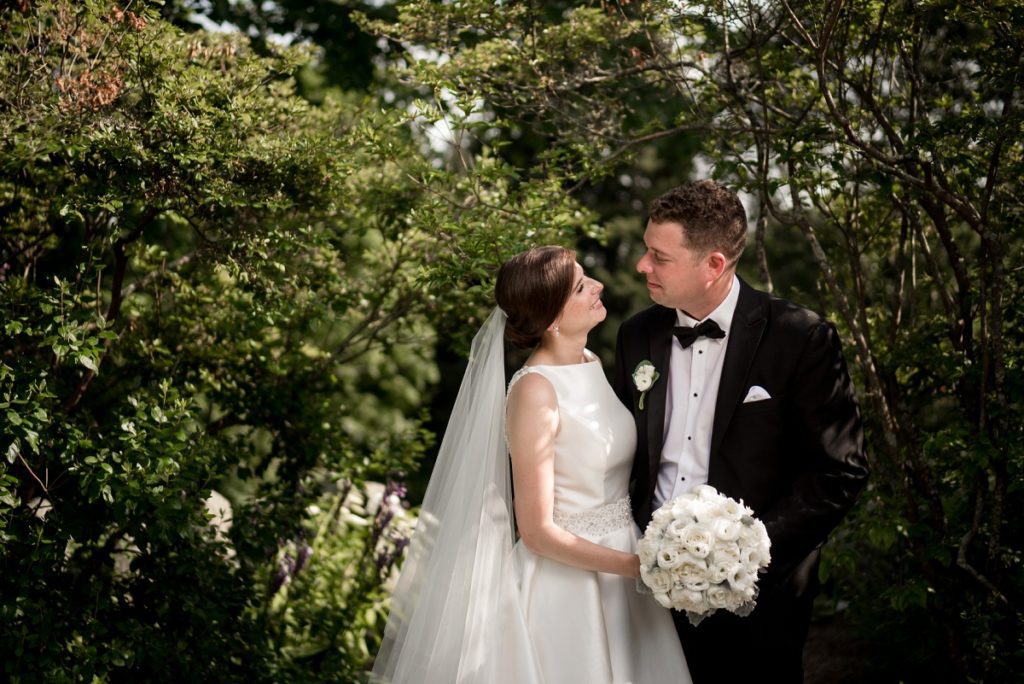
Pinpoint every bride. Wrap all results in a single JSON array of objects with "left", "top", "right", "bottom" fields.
[{"left": 371, "top": 246, "right": 690, "bottom": 683}]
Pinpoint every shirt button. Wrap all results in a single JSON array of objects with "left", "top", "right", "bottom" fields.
[
  {"left": 693, "top": 392, "right": 698, "bottom": 397},
  {"left": 687, "top": 436, "right": 692, "bottom": 440}
]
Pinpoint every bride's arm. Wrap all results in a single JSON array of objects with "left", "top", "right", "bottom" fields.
[{"left": 506, "top": 373, "right": 640, "bottom": 578}]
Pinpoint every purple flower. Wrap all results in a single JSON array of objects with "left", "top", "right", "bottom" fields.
[
  {"left": 370, "top": 507, "right": 394, "bottom": 548},
  {"left": 270, "top": 552, "right": 295, "bottom": 595},
  {"left": 375, "top": 549, "right": 391, "bottom": 572},
  {"left": 384, "top": 479, "right": 407, "bottom": 500},
  {"left": 294, "top": 542, "right": 313, "bottom": 575}
]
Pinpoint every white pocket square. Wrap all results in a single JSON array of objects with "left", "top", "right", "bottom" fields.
[{"left": 742, "top": 385, "right": 771, "bottom": 403}]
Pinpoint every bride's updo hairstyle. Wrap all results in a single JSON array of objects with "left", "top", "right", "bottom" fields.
[{"left": 495, "top": 246, "right": 576, "bottom": 349}]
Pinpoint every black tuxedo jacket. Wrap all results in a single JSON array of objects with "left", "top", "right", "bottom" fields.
[{"left": 613, "top": 278, "right": 869, "bottom": 592}]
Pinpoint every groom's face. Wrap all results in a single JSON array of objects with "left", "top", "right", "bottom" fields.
[{"left": 636, "top": 220, "right": 709, "bottom": 313}]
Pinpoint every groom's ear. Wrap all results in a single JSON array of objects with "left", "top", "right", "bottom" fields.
[{"left": 705, "top": 251, "right": 728, "bottom": 279}]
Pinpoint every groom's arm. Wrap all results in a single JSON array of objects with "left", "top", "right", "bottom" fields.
[{"left": 760, "top": 319, "right": 869, "bottom": 581}]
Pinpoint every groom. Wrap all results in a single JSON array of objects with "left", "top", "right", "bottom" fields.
[{"left": 614, "top": 180, "right": 869, "bottom": 682}]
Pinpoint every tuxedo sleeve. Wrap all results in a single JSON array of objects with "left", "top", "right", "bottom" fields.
[{"left": 760, "top": 320, "right": 869, "bottom": 579}]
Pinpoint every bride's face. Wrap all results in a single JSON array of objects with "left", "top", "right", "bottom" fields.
[{"left": 552, "top": 262, "right": 606, "bottom": 335}]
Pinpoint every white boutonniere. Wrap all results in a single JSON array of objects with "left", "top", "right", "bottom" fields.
[{"left": 632, "top": 360, "right": 660, "bottom": 411}]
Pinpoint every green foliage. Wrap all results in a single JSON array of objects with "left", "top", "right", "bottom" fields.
[
  {"left": 162, "top": 0, "right": 395, "bottom": 96},
  {"left": 6, "top": 0, "right": 1019, "bottom": 680},
  {"left": 364, "top": 0, "right": 1024, "bottom": 680},
  {"left": 259, "top": 479, "right": 415, "bottom": 683},
  {"left": 0, "top": 1, "right": 585, "bottom": 680},
  {"left": 359, "top": 2, "right": 682, "bottom": 184}
]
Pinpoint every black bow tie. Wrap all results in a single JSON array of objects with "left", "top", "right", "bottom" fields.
[{"left": 673, "top": 319, "right": 726, "bottom": 349}]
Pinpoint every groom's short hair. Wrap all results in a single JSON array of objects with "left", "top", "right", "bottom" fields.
[{"left": 648, "top": 180, "right": 747, "bottom": 264}]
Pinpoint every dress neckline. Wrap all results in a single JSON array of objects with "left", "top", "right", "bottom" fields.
[{"left": 522, "top": 349, "right": 600, "bottom": 369}]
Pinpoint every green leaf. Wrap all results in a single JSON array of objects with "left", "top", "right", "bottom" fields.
[
  {"left": 5, "top": 440, "right": 20, "bottom": 464},
  {"left": 23, "top": 429, "right": 39, "bottom": 452}
]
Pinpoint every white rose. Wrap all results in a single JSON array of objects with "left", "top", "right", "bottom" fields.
[
  {"left": 651, "top": 505, "right": 674, "bottom": 527},
  {"left": 715, "top": 498, "right": 745, "bottom": 521},
  {"left": 657, "top": 548, "right": 682, "bottom": 570},
  {"left": 683, "top": 576, "right": 711, "bottom": 592},
  {"left": 751, "top": 518, "right": 770, "bottom": 546},
  {"left": 653, "top": 591, "right": 673, "bottom": 609},
  {"left": 711, "top": 517, "right": 742, "bottom": 542},
  {"left": 706, "top": 584, "right": 733, "bottom": 610},
  {"left": 680, "top": 523, "right": 714, "bottom": 559},
  {"left": 713, "top": 544, "right": 741, "bottom": 564},
  {"left": 670, "top": 587, "right": 706, "bottom": 614},
  {"left": 741, "top": 546, "right": 769, "bottom": 569},
  {"left": 666, "top": 517, "right": 691, "bottom": 540},
  {"left": 693, "top": 484, "right": 719, "bottom": 500},
  {"left": 676, "top": 556, "right": 709, "bottom": 590},
  {"left": 643, "top": 566, "right": 672, "bottom": 594},
  {"left": 669, "top": 493, "right": 699, "bottom": 518},
  {"left": 728, "top": 565, "right": 755, "bottom": 593},
  {"left": 734, "top": 583, "right": 757, "bottom": 603},
  {"left": 709, "top": 558, "right": 740, "bottom": 584},
  {"left": 637, "top": 538, "right": 658, "bottom": 567},
  {"left": 632, "top": 362, "right": 657, "bottom": 391},
  {"left": 687, "top": 499, "right": 715, "bottom": 522},
  {"left": 738, "top": 519, "right": 771, "bottom": 563},
  {"left": 651, "top": 536, "right": 684, "bottom": 569},
  {"left": 748, "top": 516, "right": 766, "bottom": 534},
  {"left": 737, "top": 524, "right": 759, "bottom": 547}
]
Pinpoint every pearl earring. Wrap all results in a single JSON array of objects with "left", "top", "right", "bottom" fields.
[{"left": 554, "top": 326, "right": 560, "bottom": 336}]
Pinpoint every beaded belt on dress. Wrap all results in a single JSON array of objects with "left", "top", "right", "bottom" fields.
[{"left": 552, "top": 496, "right": 632, "bottom": 537}]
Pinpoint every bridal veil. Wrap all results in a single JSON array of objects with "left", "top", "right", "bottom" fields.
[{"left": 370, "top": 308, "right": 540, "bottom": 683}]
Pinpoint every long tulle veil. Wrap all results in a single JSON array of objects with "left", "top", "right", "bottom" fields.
[{"left": 370, "top": 308, "right": 540, "bottom": 683}]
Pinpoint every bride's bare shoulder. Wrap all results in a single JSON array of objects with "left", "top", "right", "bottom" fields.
[{"left": 507, "top": 368, "right": 556, "bottom": 407}]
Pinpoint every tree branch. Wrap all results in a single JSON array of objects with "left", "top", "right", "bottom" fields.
[
  {"left": 957, "top": 475, "right": 1011, "bottom": 607},
  {"left": 63, "top": 207, "right": 160, "bottom": 415}
]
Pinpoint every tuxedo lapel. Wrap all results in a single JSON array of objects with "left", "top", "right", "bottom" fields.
[
  {"left": 710, "top": 280, "right": 769, "bottom": 462},
  {"left": 645, "top": 307, "right": 676, "bottom": 479}
]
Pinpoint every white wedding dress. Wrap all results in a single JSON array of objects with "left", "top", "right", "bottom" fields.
[
  {"left": 371, "top": 310, "right": 690, "bottom": 684},
  {"left": 506, "top": 355, "right": 691, "bottom": 683}
]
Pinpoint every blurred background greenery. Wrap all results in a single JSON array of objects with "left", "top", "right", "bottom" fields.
[{"left": 1, "top": 1, "right": 1021, "bottom": 682}]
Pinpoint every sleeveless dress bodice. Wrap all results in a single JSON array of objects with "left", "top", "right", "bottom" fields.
[{"left": 509, "top": 357, "right": 636, "bottom": 520}]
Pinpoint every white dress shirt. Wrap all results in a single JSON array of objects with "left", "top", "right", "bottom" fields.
[{"left": 653, "top": 275, "right": 740, "bottom": 508}]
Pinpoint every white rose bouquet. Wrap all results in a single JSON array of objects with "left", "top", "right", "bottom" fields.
[{"left": 637, "top": 484, "right": 771, "bottom": 626}]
